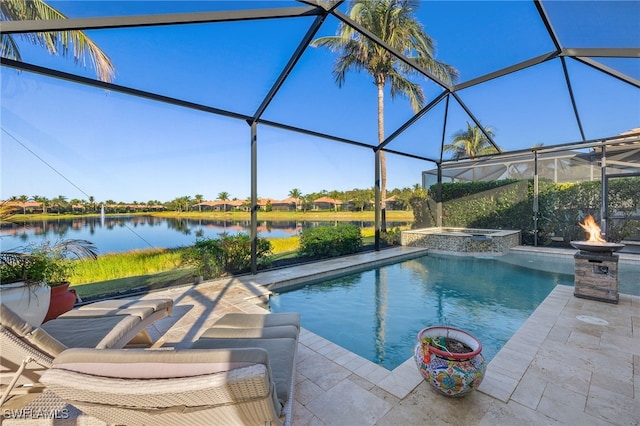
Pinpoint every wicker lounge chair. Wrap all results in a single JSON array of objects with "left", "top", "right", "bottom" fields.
[
  {"left": 0, "top": 298, "right": 173, "bottom": 406},
  {"left": 40, "top": 312, "right": 300, "bottom": 426}
]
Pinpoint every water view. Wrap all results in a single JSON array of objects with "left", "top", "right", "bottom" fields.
[{"left": 0, "top": 216, "right": 411, "bottom": 254}]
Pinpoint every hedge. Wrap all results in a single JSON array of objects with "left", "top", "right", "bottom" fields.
[
  {"left": 299, "top": 224, "right": 363, "bottom": 258},
  {"left": 417, "top": 177, "right": 640, "bottom": 245}
]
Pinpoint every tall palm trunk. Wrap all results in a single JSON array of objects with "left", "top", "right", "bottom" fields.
[{"left": 377, "top": 76, "right": 387, "bottom": 232}]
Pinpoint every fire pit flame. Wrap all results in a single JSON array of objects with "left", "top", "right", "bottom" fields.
[
  {"left": 570, "top": 214, "right": 624, "bottom": 253},
  {"left": 571, "top": 215, "right": 622, "bottom": 304},
  {"left": 578, "top": 215, "right": 606, "bottom": 243}
]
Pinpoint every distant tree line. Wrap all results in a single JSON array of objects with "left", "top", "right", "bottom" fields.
[{"left": 3, "top": 185, "right": 426, "bottom": 215}]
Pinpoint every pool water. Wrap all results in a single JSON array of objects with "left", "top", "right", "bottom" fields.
[{"left": 269, "top": 254, "right": 574, "bottom": 370}]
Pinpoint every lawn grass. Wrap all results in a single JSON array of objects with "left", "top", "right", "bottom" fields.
[
  {"left": 71, "top": 248, "right": 187, "bottom": 284},
  {"left": 67, "top": 226, "right": 399, "bottom": 300}
]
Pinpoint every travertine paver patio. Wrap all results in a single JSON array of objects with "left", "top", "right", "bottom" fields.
[
  {"left": 6, "top": 247, "right": 639, "bottom": 425},
  {"left": 141, "top": 247, "right": 640, "bottom": 425}
]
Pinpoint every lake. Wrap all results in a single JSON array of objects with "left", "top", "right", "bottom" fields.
[{"left": 0, "top": 216, "right": 410, "bottom": 254}]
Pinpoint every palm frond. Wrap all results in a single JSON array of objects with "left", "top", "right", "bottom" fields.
[
  {"left": 444, "top": 121, "right": 498, "bottom": 159},
  {"left": 388, "top": 71, "right": 424, "bottom": 112},
  {"left": 52, "top": 239, "right": 99, "bottom": 260},
  {"left": 1, "top": 33, "right": 22, "bottom": 60},
  {"left": 1, "top": 0, "right": 115, "bottom": 82}
]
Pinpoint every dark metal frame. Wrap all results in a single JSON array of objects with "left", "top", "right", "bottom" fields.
[{"left": 1, "top": 0, "right": 638, "bottom": 270}]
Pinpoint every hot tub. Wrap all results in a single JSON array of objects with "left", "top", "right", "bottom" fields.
[{"left": 400, "top": 227, "right": 520, "bottom": 256}]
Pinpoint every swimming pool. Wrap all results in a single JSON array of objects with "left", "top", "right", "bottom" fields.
[{"left": 269, "top": 253, "right": 575, "bottom": 370}]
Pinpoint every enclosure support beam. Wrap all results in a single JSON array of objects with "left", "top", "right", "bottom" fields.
[
  {"left": 250, "top": 122, "right": 258, "bottom": 274},
  {"left": 436, "top": 164, "right": 443, "bottom": 228},
  {"left": 600, "top": 145, "right": 608, "bottom": 240},
  {"left": 560, "top": 57, "right": 586, "bottom": 141},
  {"left": 0, "top": 6, "right": 320, "bottom": 33},
  {"left": 533, "top": 151, "right": 539, "bottom": 247},
  {"left": 374, "top": 150, "right": 381, "bottom": 251}
]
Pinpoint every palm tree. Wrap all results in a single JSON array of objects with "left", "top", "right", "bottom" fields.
[
  {"left": 311, "top": 0, "right": 457, "bottom": 229},
  {"left": 443, "top": 122, "right": 499, "bottom": 160},
  {"left": 1, "top": 0, "right": 115, "bottom": 82},
  {"left": 349, "top": 188, "right": 373, "bottom": 211},
  {"left": 50, "top": 195, "right": 68, "bottom": 214},
  {"left": 32, "top": 195, "right": 48, "bottom": 213},
  {"left": 328, "top": 190, "right": 343, "bottom": 212},
  {"left": 17, "top": 195, "right": 28, "bottom": 214},
  {"left": 217, "top": 192, "right": 230, "bottom": 212},
  {"left": 288, "top": 188, "right": 302, "bottom": 211},
  {"left": 70, "top": 198, "right": 82, "bottom": 213},
  {"left": 194, "top": 194, "right": 204, "bottom": 213}
]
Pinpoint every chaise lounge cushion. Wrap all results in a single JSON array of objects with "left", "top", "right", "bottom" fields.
[
  {"left": 49, "top": 347, "right": 273, "bottom": 379},
  {"left": 211, "top": 312, "right": 300, "bottom": 330},
  {"left": 40, "top": 315, "right": 141, "bottom": 349},
  {"left": 199, "top": 325, "right": 299, "bottom": 340},
  {"left": 58, "top": 298, "right": 173, "bottom": 320},
  {"left": 191, "top": 336, "right": 296, "bottom": 406},
  {"left": 41, "top": 347, "right": 283, "bottom": 426},
  {"left": 37, "top": 312, "right": 299, "bottom": 426},
  {"left": 1, "top": 304, "right": 66, "bottom": 358},
  {"left": 75, "top": 298, "right": 174, "bottom": 312},
  {"left": 1, "top": 299, "right": 174, "bottom": 406},
  {"left": 59, "top": 306, "right": 154, "bottom": 320}
]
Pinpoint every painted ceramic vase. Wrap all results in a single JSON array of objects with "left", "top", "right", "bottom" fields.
[{"left": 414, "top": 326, "right": 486, "bottom": 397}]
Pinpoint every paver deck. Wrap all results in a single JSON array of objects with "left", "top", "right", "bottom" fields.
[{"left": 4, "top": 247, "right": 638, "bottom": 425}]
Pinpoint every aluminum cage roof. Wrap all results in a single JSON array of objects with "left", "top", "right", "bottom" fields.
[{"left": 1, "top": 0, "right": 638, "bottom": 164}]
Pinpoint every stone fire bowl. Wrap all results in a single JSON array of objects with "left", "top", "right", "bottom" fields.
[{"left": 570, "top": 241, "right": 625, "bottom": 252}]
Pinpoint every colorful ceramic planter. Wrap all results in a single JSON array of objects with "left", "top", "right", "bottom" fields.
[{"left": 414, "top": 326, "right": 486, "bottom": 397}]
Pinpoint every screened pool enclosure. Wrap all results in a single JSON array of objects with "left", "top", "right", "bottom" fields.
[{"left": 1, "top": 0, "right": 638, "bottom": 270}]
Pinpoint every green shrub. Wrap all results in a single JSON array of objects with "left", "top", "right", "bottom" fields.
[
  {"left": 299, "top": 224, "right": 362, "bottom": 258},
  {"left": 438, "top": 179, "right": 520, "bottom": 201},
  {"left": 381, "top": 227, "right": 402, "bottom": 245},
  {"left": 182, "top": 233, "right": 272, "bottom": 279},
  {"left": 417, "top": 177, "right": 640, "bottom": 244}
]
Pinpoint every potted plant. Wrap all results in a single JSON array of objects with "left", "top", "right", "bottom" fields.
[
  {"left": 1, "top": 239, "right": 98, "bottom": 324},
  {"left": 0, "top": 250, "right": 51, "bottom": 326},
  {"left": 0, "top": 202, "right": 50, "bottom": 326},
  {"left": 35, "top": 239, "right": 98, "bottom": 321},
  {"left": 414, "top": 326, "right": 486, "bottom": 397}
]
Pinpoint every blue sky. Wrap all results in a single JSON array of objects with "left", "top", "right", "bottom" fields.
[{"left": 1, "top": 1, "right": 638, "bottom": 203}]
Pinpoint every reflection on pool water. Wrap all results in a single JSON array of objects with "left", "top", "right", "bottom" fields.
[{"left": 269, "top": 254, "right": 575, "bottom": 370}]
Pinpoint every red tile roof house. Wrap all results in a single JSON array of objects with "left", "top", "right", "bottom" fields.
[
  {"left": 256, "top": 198, "right": 274, "bottom": 211},
  {"left": 384, "top": 195, "right": 401, "bottom": 210},
  {"left": 270, "top": 198, "right": 300, "bottom": 211},
  {"left": 4, "top": 201, "right": 44, "bottom": 213},
  {"left": 313, "top": 196, "right": 343, "bottom": 211},
  {"left": 193, "top": 200, "right": 247, "bottom": 212},
  {"left": 105, "top": 204, "right": 165, "bottom": 213}
]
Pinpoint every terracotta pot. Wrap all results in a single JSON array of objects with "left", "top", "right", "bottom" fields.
[
  {"left": 414, "top": 326, "right": 486, "bottom": 397},
  {"left": 43, "top": 282, "right": 77, "bottom": 323}
]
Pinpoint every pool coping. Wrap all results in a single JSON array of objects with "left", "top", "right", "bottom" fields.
[
  {"left": 263, "top": 246, "right": 429, "bottom": 293},
  {"left": 295, "top": 281, "right": 640, "bottom": 412},
  {"left": 152, "top": 245, "right": 640, "bottom": 424},
  {"left": 264, "top": 245, "right": 639, "bottom": 402}
]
